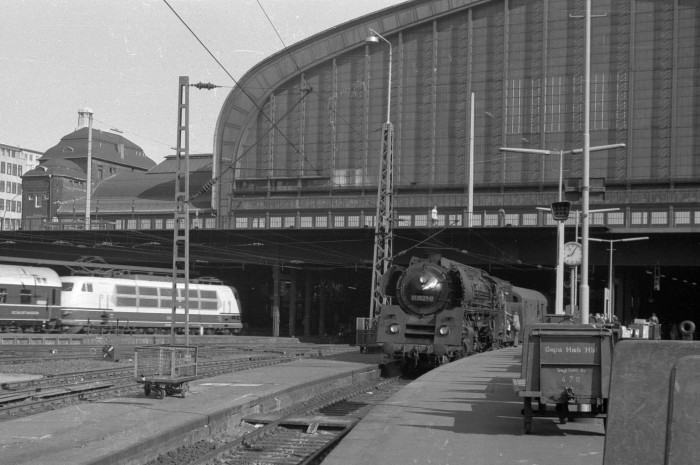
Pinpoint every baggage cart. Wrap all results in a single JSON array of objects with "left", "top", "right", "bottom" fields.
[
  {"left": 513, "top": 324, "right": 614, "bottom": 433},
  {"left": 355, "top": 317, "right": 378, "bottom": 353},
  {"left": 134, "top": 345, "right": 198, "bottom": 399}
]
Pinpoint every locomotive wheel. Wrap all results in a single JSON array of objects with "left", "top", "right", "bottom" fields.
[
  {"left": 181, "top": 382, "right": 189, "bottom": 398},
  {"left": 154, "top": 387, "right": 164, "bottom": 399}
]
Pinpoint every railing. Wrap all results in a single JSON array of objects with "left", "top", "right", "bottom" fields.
[{"left": 20, "top": 206, "right": 700, "bottom": 232}]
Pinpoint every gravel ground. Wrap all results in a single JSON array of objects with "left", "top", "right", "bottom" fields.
[{"left": 0, "top": 358, "right": 131, "bottom": 377}]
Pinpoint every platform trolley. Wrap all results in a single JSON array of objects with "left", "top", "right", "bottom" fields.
[
  {"left": 134, "top": 345, "right": 198, "bottom": 399},
  {"left": 355, "top": 317, "right": 378, "bottom": 353},
  {"left": 512, "top": 324, "right": 615, "bottom": 434}
]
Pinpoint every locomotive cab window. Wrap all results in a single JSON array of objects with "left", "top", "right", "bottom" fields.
[
  {"left": 61, "top": 282, "right": 74, "bottom": 292},
  {"left": 81, "top": 283, "right": 93, "bottom": 292}
]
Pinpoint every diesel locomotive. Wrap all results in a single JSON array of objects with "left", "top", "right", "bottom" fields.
[{"left": 376, "top": 255, "right": 547, "bottom": 372}]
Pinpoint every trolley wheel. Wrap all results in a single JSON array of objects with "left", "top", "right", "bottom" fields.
[
  {"left": 181, "top": 382, "right": 189, "bottom": 398},
  {"left": 144, "top": 384, "right": 151, "bottom": 397},
  {"left": 154, "top": 387, "right": 164, "bottom": 399}
]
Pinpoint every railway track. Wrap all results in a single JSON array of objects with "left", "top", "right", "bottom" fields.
[
  {"left": 0, "top": 352, "right": 311, "bottom": 420},
  {"left": 146, "top": 377, "right": 408, "bottom": 465}
]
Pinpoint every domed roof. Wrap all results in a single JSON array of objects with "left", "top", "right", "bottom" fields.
[{"left": 41, "top": 128, "right": 155, "bottom": 170}]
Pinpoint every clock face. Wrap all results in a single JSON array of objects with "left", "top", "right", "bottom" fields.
[{"left": 563, "top": 242, "right": 582, "bottom": 266}]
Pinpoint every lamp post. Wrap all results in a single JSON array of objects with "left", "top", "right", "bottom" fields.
[
  {"left": 499, "top": 144, "right": 624, "bottom": 316},
  {"left": 367, "top": 29, "right": 392, "bottom": 125},
  {"left": 366, "top": 29, "right": 395, "bottom": 320},
  {"left": 589, "top": 236, "right": 648, "bottom": 322}
]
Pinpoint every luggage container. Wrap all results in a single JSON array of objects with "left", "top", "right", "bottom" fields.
[
  {"left": 513, "top": 324, "right": 615, "bottom": 433},
  {"left": 133, "top": 345, "right": 198, "bottom": 399}
]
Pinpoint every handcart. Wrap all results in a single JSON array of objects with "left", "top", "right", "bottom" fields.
[
  {"left": 356, "top": 317, "right": 378, "bottom": 353},
  {"left": 512, "top": 324, "right": 614, "bottom": 434},
  {"left": 134, "top": 345, "right": 198, "bottom": 399}
]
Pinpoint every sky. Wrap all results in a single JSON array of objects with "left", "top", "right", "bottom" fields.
[{"left": 1, "top": 0, "right": 407, "bottom": 164}]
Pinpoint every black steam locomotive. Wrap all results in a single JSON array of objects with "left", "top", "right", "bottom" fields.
[{"left": 376, "top": 255, "right": 547, "bottom": 372}]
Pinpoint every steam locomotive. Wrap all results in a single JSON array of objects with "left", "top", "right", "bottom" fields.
[{"left": 376, "top": 255, "right": 547, "bottom": 372}]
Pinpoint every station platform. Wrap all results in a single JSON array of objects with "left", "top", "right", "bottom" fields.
[
  {"left": 324, "top": 346, "right": 606, "bottom": 465},
  {"left": 0, "top": 358, "right": 380, "bottom": 465}
]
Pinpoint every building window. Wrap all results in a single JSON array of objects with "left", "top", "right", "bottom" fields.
[
  {"left": 695, "top": 212, "right": 700, "bottom": 224},
  {"left": 591, "top": 212, "right": 605, "bottom": 225},
  {"left": 523, "top": 213, "right": 537, "bottom": 226},
  {"left": 127, "top": 219, "right": 137, "bottom": 229},
  {"left": 165, "top": 218, "right": 175, "bottom": 229},
  {"left": 139, "top": 219, "right": 151, "bottom": 229},
  {"left": 485, "top": 214, "right": 499, "bottom": 227},
  {"left": 632, "top": 212, "right": 647, "bottom": 225},
  {"left": 315, "top": 216, "right": 327, "bottom": 227},
  {"left": 449, "top": 214, "right": 463, "bottom": 226},
  {"left": 414, "top": 214, "right": 427, "bottom": 227},
  {"left": 300, "top": 216, "right": 313, "bottom": 228},
  {"left": 284, "top": 216, "right": 295, "bottom": 228},
  {"left": 675, "top": 211, "right": 690, "bottom": 225},
  {"left": 505, "top": 214, "right": 519, "bottom": 226},
  {"left": 115, "top": 219, "right": 124, "bottom": 230},
  {"left": 608, "top": 212, "right": 624, "bottom": 225},
  {"left": 270, "top": 217, "right": 281, "bottom": 228},
  {"left": 204, "top": 217, "right": 215, "bottom": 229},
  {"left": 397, "top": 215, "right": 411, "bottom": 227},
  {"left": 651, "top": 212, "right": 668, "bottom": 225},
  {"left": 252, "top": 217, "right": 265, "bottom": 228},
  {"left": 0, "top": 181, "right": 4, "bottom": 192},
  {"left": 0, "top": 162, "right": 4, "bottom": 174},
  {"left": 348, "top": 215, "right": 360, "bottom": 227},
  {"left": 333, "top": 216, "right": 345, "bottom": 228},
  {"left": 235, "top": 217, "right": 248, "bottom": 228},
  {"left": 364, "top": 216, "right": 374, "bottom": 228},
  {"left": 154, "top": 219, "right": 163, "bottom": 229}
]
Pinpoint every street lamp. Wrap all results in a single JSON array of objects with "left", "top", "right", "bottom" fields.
[
  {"left": 589, "top": 236, "right": 648, "bottom": 322},
  {"left": 366, "top": 29, "right": 392, "bottom": 125},
  {"left": 499, "top": 143, "right": 625, "bottom": 321}
]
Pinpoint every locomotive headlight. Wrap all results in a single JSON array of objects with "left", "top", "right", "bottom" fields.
[
  {"left": 389, "top": 323, "right": 400, "bottom": 334},
  {"left": 438, "top": 325, "right": 450, "bottom": 336}
]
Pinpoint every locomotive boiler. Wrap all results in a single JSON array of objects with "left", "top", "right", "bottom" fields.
[{"left": 376, "top": 255, "right": 547, "bottom": 372}]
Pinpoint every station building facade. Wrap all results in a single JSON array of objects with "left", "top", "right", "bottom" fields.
[
  {"left": 206, "top": 0, "right": 700, "bottom": 331},
  {"left": 213, "top": 0, "right": 700, "bottom": 235}
]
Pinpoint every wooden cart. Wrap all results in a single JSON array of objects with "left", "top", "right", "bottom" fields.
[
  {"left": 134, "top": 345, "right": 198, "bottom": 399},
  {"left": 513, "top": 324, "right": 615, "bottom": 434}
]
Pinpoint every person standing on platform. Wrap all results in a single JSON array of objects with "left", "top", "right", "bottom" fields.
[{"left": 512, "top": 312, "right": 521, "bottom": 347}]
